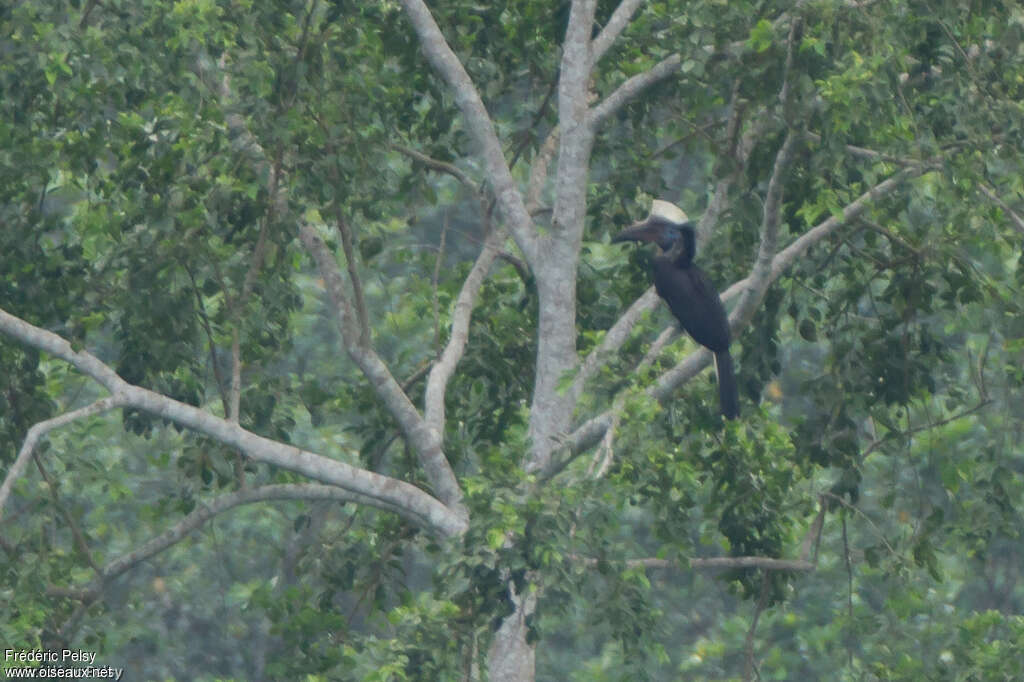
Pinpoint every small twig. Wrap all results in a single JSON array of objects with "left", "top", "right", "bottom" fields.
[
  {"left": 860, "top": 398, "right": 992, "bottom": 459},
  {"left": 569, "top": 554, "right": 815, "bottom": 571},
  {"left": 842, "top": 514, "right": 854, "bottom": 668},
  {"left": 823, "top": 492, "right": 901, "bottom": 560},
  {"left": 34, "top": 455, "right": 102, "bottom": 575},
  {"left": 799, "top": 499, "right": 827, "bottom": 564},
  {"left": 391, "top": 143, "right": 475, "bottom": 190},
  {"left": 184, "top": 263, "right": 231, "bottom": 411},
  {"left": 432, "top": 213, "right": 448, "bottom": 354},
  {"left": 858, "top": 218, "right": 924, "bottom": 257},
  {"left": 333, "top": 210, "right": 371, "bottom": 348},
  {"left": 743, "top": 572, "right": 771, "bottom": 681}
]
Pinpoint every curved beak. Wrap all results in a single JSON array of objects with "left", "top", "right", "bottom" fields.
[{"left": 611, "top": 219, "right": 659, "bottom": 244}]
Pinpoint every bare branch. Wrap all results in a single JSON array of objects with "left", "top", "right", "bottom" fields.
[
  {"left": 239, "top": 152, "right": 280, "bottom": 307},
  {"left": 1, "top": 397, "right": 125, "bottom": 518},
  {"left": 823, "top": 492, "right": 903, "bottom": 561},
  {"left": 730, "top": 130, "right": 799, "bottom": 328},
  {"left": 691, "top": 556, "right": 815, "bottom": 571},
  {"left": 229, "top": 329, "right": 241, "bottom": 423},
  {"left": 425, "top": 226, "right": 503, "bottom": 435},
  {"left": 744, "top": 573, "right": 771, "bottom": 681},
  {"left": 571, "top": 554, "right": 815, "bottom": 571},
  {"left": 589, "top": 54, "right": 682, "bottom": 129},
  {"left": 569, "top": 288, "right": 660, "bottom": 407},
  {"left": 591, "top": 0, "right": 647, "bottom": 63},
  {"left": 398, "top": 0, "right": 537, "bottom": 261},
  {"left": 525, "top": 127, "right": 560, "bottom": 215},
  {"left": 859, "top": 218, "right": 924, "bottom": 257},
  {"left": 805, "top": 131, "right": 920, "bottom": 165},
  {"left": 101, "top": 484, "right": 408, "bottom": 581},
  {"left": 299, "top": 226, "right": 466, "bottom": 515},
  {"left": 799, "top": 499, "right": 828, "bottom": 564},
  {"left": 432, "top": 214, "right": 449, "bottom": 353},
  {"left": 333, "top": 211, "right": 371, "bottom": 347},
  {"left": 860, "top": 397, "right": 992, "bottom": 459},
  {"left": 0, "top": 307, "right": 467, "bottom": 536}
]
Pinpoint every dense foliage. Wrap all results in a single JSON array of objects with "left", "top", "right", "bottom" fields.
[{"left": 2, "top": 0, "right": 1023, "bottom": 679}]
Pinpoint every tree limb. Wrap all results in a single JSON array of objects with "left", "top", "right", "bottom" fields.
[
  {"left": 571, "top": 554, "right": 815, "bottom": 571},
  {"left": 52, "top": 484, "right": 399, "bottom": 607},
  {"left": 299, "top": 226, "right": 466, "bottom": 517},
  {"left": 525, "top": 127, "right": 560, "bottom": 215},
  {"left": 567, "top": 288, "right": 661, "bottom": 409},
  {"left": 392, "top": 143, "right": 476, "bottom": 190},
  {"left": 425, "top": 226, "right": 503, "bottom": 435},
  {"left": 397, "top": 0, "right": 537, "bottom": 262},
  {"left": 333, "top": 210, "right": 371, "bottom": 347},
  {"left": 589, "top": 54, "right": 682, "bottom": 129},
  {"left": 101, "top": 484, "right": 409, "bottom": 582},
  {"left": 0, "top": 396, "right": 125, "bottom": 519},
  {"left": 743, "top": 573, "right": 771, "bottom": 682},
  {"left": 729, "top": 130, "right": 799, "bottom": 329},
  {"left": 0, "top": 307, "right": 467, "bottom": 536},
  {"left": 591, "top": 0, "right": 647, "bottom": 63},
  {"left": 33, "top": 454, "right": 103, "bottom": 576}
]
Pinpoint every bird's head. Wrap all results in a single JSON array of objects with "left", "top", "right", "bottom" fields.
[{"left": 612, "top": 200, "right": 695, "bottom": 258}]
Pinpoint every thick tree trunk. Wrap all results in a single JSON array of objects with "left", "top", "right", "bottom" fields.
[{"left": 525, "top": 250, "right": 580, "bottom": 472}]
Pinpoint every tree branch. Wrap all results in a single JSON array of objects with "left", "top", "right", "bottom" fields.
[
  {"left": 743, "top": 573, "right": 771, "bottom": 681},
  {"left": 299, "top": 226, "right": 466, "bottom": 516},
  {"left": 425, "top": 226, "right": 503, "bottom": 435},
  {"left": 392, "top": 143, "right": 476, "bottom": 190},
  {"left": 589, "top": 54, "right": 682, "bottom": 129},
  {"left": 525, "top": 127, "right": 560, "bottom": 215},
  {"left": 0, "top": 307, "right": 467, "bottom": 536},
  {"left": 397, "top": 0, "right": 537, "bottom": 262},
  {"left": 571, "top": 554, "right": 815, "bottom": 571},
  {"left": 568, "top": 288, "right": 661, "bottom": 408},
  {"left": 591, "top": 0, "right": 647, "bottom": 63},
  {"left": 53, "top": 484, "right": 398, "bottom": 607},
  {"left": 804, "top": 131, "right": 920, "bottom": 165},
  {"left": 729, "top": 130, "right": 799, "bottom": 329},
  {"left": 0, "top": 397, "right": 125, "bottom": 519},
  {"left": 101, "top": 484, "right": 407, "bottom": 582},
  {"left": 333, "top": 210, "right": 371, "bottom": 347}
]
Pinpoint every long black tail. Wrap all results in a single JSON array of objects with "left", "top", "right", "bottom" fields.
[{"left": 713, "top": 351, "right": 740, "bottom": 420}]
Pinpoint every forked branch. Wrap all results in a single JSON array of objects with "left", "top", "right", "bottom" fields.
[{"left": 0, "top": 307, "right": 467, "bottom": 536}]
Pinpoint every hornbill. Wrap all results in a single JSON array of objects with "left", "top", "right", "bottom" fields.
[{"left": 612, "top": 200, "right": 740, "bottom": 419}]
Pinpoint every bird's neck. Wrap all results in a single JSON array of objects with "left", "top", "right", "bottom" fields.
[{"left": 663, "top": 241, "right": 694, "bottom": 268}]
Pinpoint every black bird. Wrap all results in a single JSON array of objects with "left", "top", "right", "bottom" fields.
[{"left": 613, "top": 200, "right": 739, "bottom": 419}]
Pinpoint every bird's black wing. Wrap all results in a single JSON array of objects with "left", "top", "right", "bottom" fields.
[{"left": 651, "top": 258, "right": 731, "bottom": 352}]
